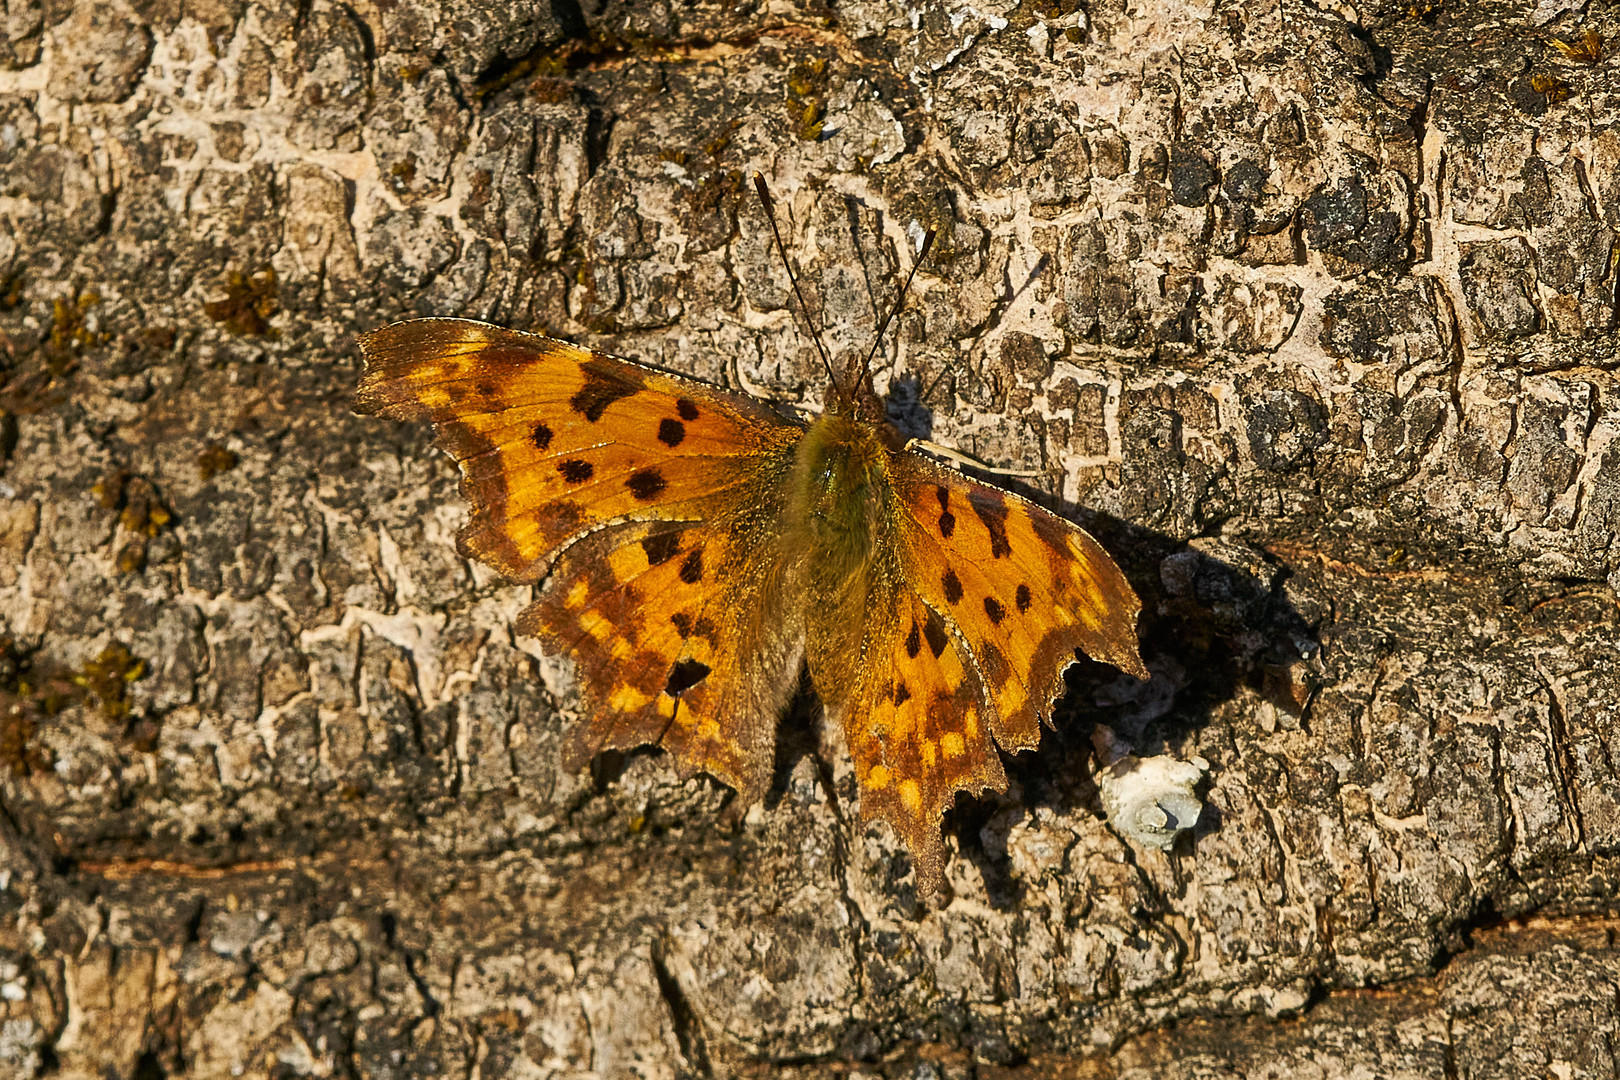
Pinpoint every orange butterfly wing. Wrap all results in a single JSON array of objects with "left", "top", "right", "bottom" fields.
[
  {"left": 845, "top": 454, "right": 1147, "bottom": 890},
  {"left": 840, "top": 589, "right": 1006, "bottom": 891},
  {"left": 355, "top": 319, "right": 799, "bottom": 582},
  {"left": 895, "top": 458, "right": 1149, "bottom": 737},
  {"left": 519, "top": 518, "right": 805, "bottom": 800},
  {"left": 355, "top": 319, "right": 805, "bottom": 800}
]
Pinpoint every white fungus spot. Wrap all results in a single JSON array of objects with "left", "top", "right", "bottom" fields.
[{"left": 1093, "top": 728, "right": 1209, "bottom": 852}]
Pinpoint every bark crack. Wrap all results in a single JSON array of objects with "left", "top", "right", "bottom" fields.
[{"left": 1532, "top": 655, "right": 1588, "bottom": 855}]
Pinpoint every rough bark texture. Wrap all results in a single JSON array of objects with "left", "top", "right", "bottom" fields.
[{"left": 1, "top": 0, "right": 1618, "bottom": 1075}]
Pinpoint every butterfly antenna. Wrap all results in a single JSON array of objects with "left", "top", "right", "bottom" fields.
[
  {"left": 856, "top": 227, "right": 936, "bottom": 396},
  {"left": 752, "top": 173, "right": 837, "bottom": 389}
]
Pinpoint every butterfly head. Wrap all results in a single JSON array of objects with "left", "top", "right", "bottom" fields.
[{"left": 825, "top": 351, "right": 900, "bottom": 430}]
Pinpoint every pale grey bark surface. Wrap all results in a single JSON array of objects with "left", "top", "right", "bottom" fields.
[{"left": 0, "top": 0, "right": 1618, "bottom": 1076}]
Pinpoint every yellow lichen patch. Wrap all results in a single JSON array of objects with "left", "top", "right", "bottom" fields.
[
  {"left": 899, "top": 779, "right": 922, "bottom": 814},
  {"left": 116, "top": 542, "right": 146, "bottom": 575},
  {"left": 49, "top": 291, "right": 111, "bottom": 357},
  {"left": 1531, "top": 72, "right": 1573, "bottom": 103},
  {"left": 785, "top": 57, "right": 829, "bottom": 140},
  {"left": 74, "top": 644, "right": 146, "bottom": 722},
  {"left": 95, "top": 473, "right": 172, "bottom": 575},
  {"left": 203, "top": 267, "right": 278, "bottom": 337},
  {"left": 1550, "top": 28, "right": 1604, "bottom": 65},
  {"left": 197, "top": 444, "right": 239, "bottom": 481},
  {"left": 941, "top": 732, "right": 965, "bottom": 758}
]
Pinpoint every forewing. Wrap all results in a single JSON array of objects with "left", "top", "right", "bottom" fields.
[
  {"left": 355, "top": 318, "right": 802, "bottom": 581},
  {"left": 892, "top": 455, "right": 1147, "bottom": 752}
]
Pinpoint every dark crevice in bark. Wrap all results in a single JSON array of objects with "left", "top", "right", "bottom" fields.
[{"left": 652, "top": 937, "right": 714, "bottom": 1077}]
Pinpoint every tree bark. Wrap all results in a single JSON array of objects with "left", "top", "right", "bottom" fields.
[{"left": 1, "top": 0, "right": 1617, "bottom": 1076}]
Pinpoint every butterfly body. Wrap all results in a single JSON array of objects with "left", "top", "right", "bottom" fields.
[
  {"left": 356, "top": 317, "right": 1145, "bottom": 891},
  {"left": 782, "top": 414, "right": 902, "bottom": 730},
  {"left": 792, "top": 412, "right": 897, "bottom": 583}
]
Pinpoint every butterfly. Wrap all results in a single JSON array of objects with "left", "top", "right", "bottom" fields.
[{"left": 353, "top": 180, "right": 1147, "bottom": 892}]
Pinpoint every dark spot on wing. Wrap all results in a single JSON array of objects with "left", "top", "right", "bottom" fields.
[
  {"left": 1027, "top": 505, "right": 1071, "bottom": 553},
  {"left": 547, "top": 501, "right": 586, "bottom": 534},
  {"left": 922, "top": 608, "right": 949, "bottom": 658},
  {"left": 670, "top": 612, "right": 715, "bottom": 642},
  {"left": 624, "top": 652, "right": 665, "bottom": 695},
  {"left": 665, "top": 658, "right": 711, "bottom": 696},
  {"left": 894, "top": 681, "right": 912, "bottom": 706},
  {"left": 476, "top": 380, "right": 498, "bottom": 399},
  {"left": 531, "top": 422, "right": 554, "bottom": 451},
  {"left": 1016, "top": 583, "right": 1032, "bottom": 612},
  {"left": 642, "top": 532, "right": 681, "bottom": 566},
  {"left": 658, "top": 418, "right": 685, "bottom": 447},
  {"left": 979, "top": 641, "right": 1010, "bottom": 686},
  {"left": 942, "top": 568, "right": 963, "bottom": 604},
  {"left": 969, "top": 490, "right": 1012, "bottom": 558},
  {"left": 905, "top": 620, "right": 921, "bottom": 659},
  {"left": 570, "top": 360, "right": 641, "bottom": 421},
  {"left": 558, "top": 459, "right": 593, "bottom": 484},
  {"left": 984, "top": 596, "right": 1006, "bottom": 625},
  {"left": 627, "top": 468, "right": 667, "bottom": 501},
  {"left": 936, "top": 486, "right": 955, "bottom": 538},
  {"left": 679, "top": 549, "right": 703, "bottom": 584},
  {"left": 676, "top": 398, "right": 700, "bottom": 421}
]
